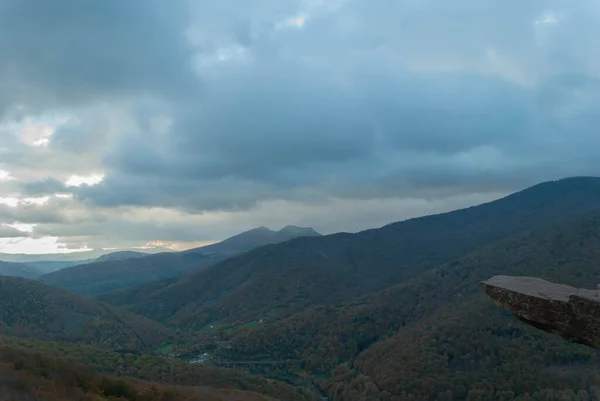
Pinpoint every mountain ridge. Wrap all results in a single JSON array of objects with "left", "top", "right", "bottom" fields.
[
  {"left": 40, "top": 225, "right": 322, "bottom": 295},
  {"left": 214, "top": 205, "right": 600, "bottom": 399},
  {"left": 183, "top": 225, "right": 321, "bottom": 256},
  {"left": 0, "top": 247, "right": 171, "bottom": 263},
  {"left": 0, "top": 275, "right": 173, "bottom": 350},
  {"left": 0, "top": 260, "right": 42, "bottom": 279},
  {"left": 0, "top": 250, "right": 153, "bottom": 277},
  {"left": 101, "top": 177, "right": 600, "bottom": 328}
]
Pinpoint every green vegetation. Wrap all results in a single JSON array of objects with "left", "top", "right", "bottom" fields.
[
  {"left": 10, "top": 177, "right": 600, "bottom": 400},
  {"left": 102, "top": 177, "right": 600, "bottom": 331},
  {"left": 0, "top": 260, "right": 42, "bottom": 279},
  {"left": 0, "top": 337, "right": 319, "bottom": 400},
  {"left": 153, "top": 343, "right": 173, "bottom": 355},
  {"left": 0, "top": 276, "right": 173, "bottom": 350},
  {"left": 214, "top": 207, "right": 600, "bottom": 399},
  {"left": 0, "top": 344, "right": 282, "bottom": 401},
  {"left": 42, "top": 226, "right": 320, "bottom": 296}
]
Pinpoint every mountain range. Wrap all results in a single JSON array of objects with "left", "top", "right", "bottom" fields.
[
  {"left": 7, "top": 177, "right": 600, "bottom": 400},
  {"left": 0, "top": 338, "right": 317, "bottom": 401},
  {"left": 0, "top": 275, "right": 173, "bottom": 350},
  {"left": 39, "top": 225, "right": 321, "bottom": 296},
  {"left": 100, "top": 177, "right": 600, "bottom": 328},
  {"left": 0, "top": 260, "right": 42, "bottom": 279},
  {"left": 0, "top": 247, "right": 171, "bottom": 263},
  {"left": 214, "top": 206, "right": 600, "bottom": 399},
  {"left": 95, "top": 176, "right": 600, "bottom": 399},
  {"left": 0, "top": 249, "right": 158, "bottom": 276},
  {"left": 0, "top": 273, "right": 320, "bottom": 399}
]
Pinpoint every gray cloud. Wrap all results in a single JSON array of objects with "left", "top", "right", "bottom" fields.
[
  {"left": 0, "top": 0, "right": 198, "bottom": 114},
  {"left": 0, "top": 225, "right": 29, "bottom": 238},
  {"left": 75, "top": 70, "right": 532, "bottom": 211},
  {"left": 0, "top": 201, "right": 70, "bottom": 225},
  {"left": 2, "top": 0, "right": 600, "bottom": 249},
  {"left": 35, "top": 219, "right": 210, "bottom": 244},
  {"left": 19, "top": 178, "right": 67, "bottom": 197}
]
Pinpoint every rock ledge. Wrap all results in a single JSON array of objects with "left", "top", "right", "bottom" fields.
[{"left": 481, "top": 275, "right": 600, "bottom": 350}]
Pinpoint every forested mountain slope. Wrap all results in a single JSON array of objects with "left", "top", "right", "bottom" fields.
[
  {"left": 183, "top": 225, "right": 321, "bottom": 256},
  {"left": 41, "top": 226, "right": 320, "bottom": 296},
  {"left": 0, "top": 340, "right": 321, "bottom": 401},
  {"left": 0, "top": 276, "right": 172, "bottom": 350},
  {"left": 104, "top": 177, "right": 600, "bottom": 329},
  {"left": 215, "top": 207, "right": 600, "bottom": 400},
  {"left": 0, "top": 261, "right": 42, "bottom": 279}
]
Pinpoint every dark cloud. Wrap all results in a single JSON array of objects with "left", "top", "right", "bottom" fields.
[
  {"left": 2, "top": 0, "right": 600, "bottom": 249},
  {"left": 35, "top": 219, "right": 210, "bottom": 244},
  {"left": 0, "top": 225, "right": 29, "bottom": 238},
  {"left": 73, "top": 67, "right": 585, "bottom": 211},
  {"left": 0, "top": 203, "right": 65, "bottom": 225},
  {"left": 19, "top": 178, "right": 67, "bottom": 197},
  {"left": 0, "top": 0, "right": 198, "bottom": 113}
]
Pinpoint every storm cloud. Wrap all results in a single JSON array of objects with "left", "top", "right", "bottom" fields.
[
  {"left": 0, "top": 224, "right": 28, "bottom": 238},
  {"left": 1, "top": 0, "right": 600, "bottom": 251}
]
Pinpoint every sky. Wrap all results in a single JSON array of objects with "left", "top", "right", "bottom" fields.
[{"left": 1, "top": 0, "right": 600, "bottom": 254}]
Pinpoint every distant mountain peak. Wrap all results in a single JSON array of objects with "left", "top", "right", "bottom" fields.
[
  {"left": 278, "top": 225, "right": 321, "bottom": 236},
  {"left": 246, "top": 226, "right": 274, "bottom": 233}
]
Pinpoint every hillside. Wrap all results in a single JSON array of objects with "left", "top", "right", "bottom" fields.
[
  {"left": 40, "top": 226, "right": 321, "bottom": 296},
  {"left": 0, "top": 261, "right": 42, "bottom": 279},
  {"left": 185, "top": 226, "right": 321, "bottom": 256},
  {"left": 25, "top": 260, "right": 83, "bottom": 274},
  {"left": 214, "top": 206, "right": 600, "bottom": 400},
  {"left": 0, "top": 337, "right": 319, "bottom": 401},
  {"left": 0, "top": 247, "right": 170, "bottom": 263},
  {"left": 103, "top": 177, "right": 600, "bottom": 328},
  {"left": 0, "top": 347, "right": 256, "bottom": 401},
  {"left": 94, "top": 250, "right": 148, "bottom": 262},
  {"left": 0, "top": 342, "right": 316, "bottom": 401},
  {"left": 0, "top": 276, "right": 172, "bottom": 350},
  {"left": 0, "top": 250, "right": 155, "bottom": 275}
]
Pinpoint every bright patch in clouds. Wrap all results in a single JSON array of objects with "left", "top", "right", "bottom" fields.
[
  {"left": 19, "top": 123, "right": 55, "bottom": 147},
  {"left": 0, "top": 236, "right": 92, "bottom": 254},
  {"left": 535, "top": 12, "right": 558, "bottom": 25},
  {"left": 65, "top": 174, "right": 105, "bottom": 187},
  {"left": 277, "top": 14, "right": 307, "bottom": 29},
  {"left": 290, "top": 15, "right": 306, "bottom": 27},
  {"left": 0, "top": 170, "right": 13, "bottom": 181},
  {"left": 193, "top": 45, "right": 249, "bottom": 70},
  {"left": 135, "top": 239, "right": 218, "bottom": 251},
  {"left": 5, "top": 113, "right": 73, "bottom": 147},
  {"left": 3, "top": 223, "right": 35, "bottom": 233},
  {"left": 22, "top": 197, "right": 50, "bottom": 206},
  {"left": 0, "top": 197, "right": 19, "bottom": 207},
  {"left": 0, "top": 196, "right": 49, "bottom": 208}
]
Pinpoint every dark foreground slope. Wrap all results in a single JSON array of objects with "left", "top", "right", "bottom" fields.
[
  {"left": 0, "top": 337, "right": 319, "bottom": 401},
  {"left": 0, "top": 276, "right": 172, "bottom": 350},
  {"left": 41, "top": 226, "right": 320, "bottom": 296},
  {"left": 0, "top": 348, "right": 261, "bottom": 401},
  {"left": 104, "top": 177, "right": 600, "bottom": 328},
  {"left": 217, "top": 208, "right": 600, "bottom": 400}
]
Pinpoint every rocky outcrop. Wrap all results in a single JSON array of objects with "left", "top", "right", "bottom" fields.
[{"left": 481, "top": 275, "right": 600, "bottom": 350}]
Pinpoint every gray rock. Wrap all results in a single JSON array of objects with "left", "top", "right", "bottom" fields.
[{"left": 480, "top": 275, "right": 600, "bottom": 350}]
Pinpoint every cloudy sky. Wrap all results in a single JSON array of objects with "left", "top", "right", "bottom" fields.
[{"left": 1, "top": 0, "right": 599, "bottom": 254}]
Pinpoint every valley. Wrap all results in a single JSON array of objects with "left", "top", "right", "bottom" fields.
[
  {"left": 4, "top": 1, "right": 599, "bottom": 399},
  {"left": 4, "top": 177, "right": 600, "bottom": 400}
]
